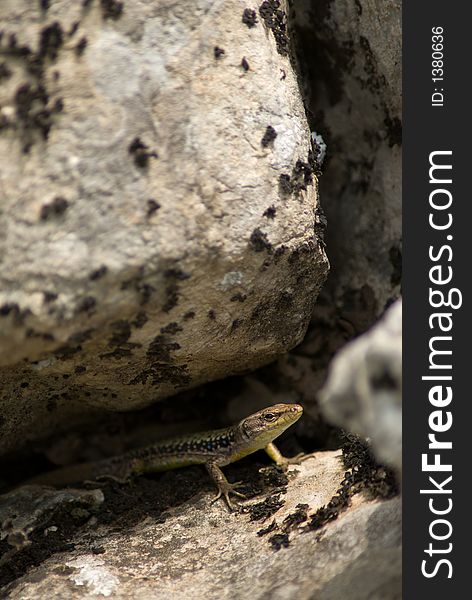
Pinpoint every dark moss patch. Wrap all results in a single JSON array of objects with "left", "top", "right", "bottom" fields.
[
  {"left": 248, "top": 494, "right": 285, "bottom": 522},
  {"left": 307, "top": 432, "right": 398, "bottom": 533},
  {"left": 76, "top": 296, "right": 96, "bottom": 314},
  {"left": 278, "top": 173, "right": 293, "bottom": 195},
  {"left": 100, "top": 344, "right": 140, "bottom": 360},
  {"left": 39, "top": 22, "right": 63, "bottom": 61},
  {"left": 160, "top": 322, "right": 183, "bottom": 335},
  {"left": 55, "top": 345, "right": 82, "bottom": 360},
  {"left": 89, "top": 265, "right": 108, "bottom": 281},
  {"left": 147, "top": 335, "right": 180, "bottom": 362},
  {"left": 131, "top": 311, "right": 148, "bottom": 329},
  {"left": 281, "top": 503, "right": 309, "bottom": 531},
  {"left": 230, "top": 293, "right": 246, "bottom": 302},
  {"left": 100, "top": 0, "right": 124, "bottom": 20},
  {"left": 261, "top": 125, "right": 277, "bottom": 148},
  {"left": 258, "top": 1, "right": 289, "bottom": 56},
  {"left": 0, "top": 62, "right": 12, "bottom": 81},
  {"left": 163, "top": 284, "right": 179, "bottom": 313},
  {"left": 257, "top": 519, "right": 277, "bottom": 536},
  {"left": 230, "top": 319, "right": 242, "bottom": 332},
  {"left": 263, "top": 205, "right": 276, "bottom": 218},
  {"left": 241, "top": 57, "right": 250, "bottom": 71},
  {"left": 108, "top": 320, "right": 131, "bottom": 347},
  {"left": 67, "top": 329, "right": 94, "bottom": 344},
  {"left": 242, "top": 8, "right": 258, "bottom": 27},
  {"left": 128, "top": 137, "right": 158, "bottom": 168},
  {"left": 43, "top": 291, "right": 58, "bottom": 303},
  {"left": 164, "top": 268, "right": 190, "bottom": 281},
  {"left": 249, "top": 228, "right": 272, "bottom": 253},
  {"left": 146, "top": 199, "right": 160, "bottom": 217},
  {"left": 384, "top": 115, "right": 402, "bottom": 147},
  {"left": 13, "top": 82, "right": 62, "bottom": 153},
  {"left": 268, "top": 532, "right": 290, "bottom": 550},
  {"left": 314, "top": 206, "right": 327, "bottom": 249},
  {"left": 75, "top": 37, "right": 88, "bottom": 57},
  {"left": 213, "top": 46, "right": 225, "bottom": 59}
]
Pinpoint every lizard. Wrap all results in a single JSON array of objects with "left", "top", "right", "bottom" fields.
[{"left": 26, "top": 403, "right": 305, "bottom": 510}]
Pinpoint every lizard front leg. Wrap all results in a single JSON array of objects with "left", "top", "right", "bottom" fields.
[
  {"left": 205, "top": 462, "right": 246, "bottom": 511},
  {"left": 264, "top": 442, "right": 311, "bottom": 468}
]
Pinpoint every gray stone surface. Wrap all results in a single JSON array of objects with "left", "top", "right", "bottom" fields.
[
  {"left": 292, "top": 0, "right": 401, "bottom": 314},
  {"left": 2, "top": 453, "right": 401, "bottom": 599},
  {"left": 0, "top": 0, "right": 328, "bottom": 454},
  {"left": 319, "top": 300, "right": 402, "bottom": 473}
]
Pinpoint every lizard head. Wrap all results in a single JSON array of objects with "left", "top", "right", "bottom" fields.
[{"left": 238, "top": 403, "right": 303, "bottom": 449}]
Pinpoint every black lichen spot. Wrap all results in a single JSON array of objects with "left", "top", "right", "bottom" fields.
[
  {"left": 269, "top": 533, "right": 290, "bottom": 551},
  {"left": 75, "top": 365, "right": 86, "bottom": 374},
  {"left": 389, "top": 246, "right": 402, "bottom": 286},
  {"left": 208, "top": 309, "right": 216, "bottom": 320},
  {"left": 68, "top": 329, "right": 94, "bottom": 344},
  {"left": 40, "top": 197, "right": 68, "bottom": 221},
  {"left": 231, "top": 319, "right": 242, "bottom": 332},
  {"left": 55, "top": 345, "right": 82, "bottom": 360},
  {"left": 241, "top": 57, "right": 250, "bottom": 72},
  {"left": 43, "top": 291, "right": 58, "bottom": 303},
  {"left": 147, "top": 335, "right": 180, "bottom": 362},
  {"left": 249, "top": 494, "right": 284, "bottom": 522},
  {"left": 242, "top": 8, "right": 258, "bottom": 28},
  {"left": 163, "top": 284, "right": 179, "bottom": 313},
  {"left": 281, "top": 504, "right": 309, "bottom": 531},
  {"left": 0, "top": 62, "right": 12, "bottom": 81},
  {"left": 100, "top": 0, "right": 124, "bottom": 20},
  {"left": 258, "top": 1, "right": 289, "bottom": 56},
  {"left": 164, "top": 268, "right": 190, "bottom": 281},
  {"left": 75, "top": 37, "right": 88, "bottom": 56},
  {"left": 160, "top": 322, "right": 183, "bottom": 335},
  {"left": 263, "top": 206, "right": 276, "bottom": 219},
  {"left": 249, "top": 228, "right": 272, "bottom": 253},
  {"left": 128, "top": 137, "right": 158, "bottom": 168},
  {"left": 183, "top": 311, "right": 195, "bottom": 320},
  {"left": 69, "top": 22, "right": 80, "bottom": 37},
  {"left": 261, "top": 125, "right": 277, "bottom": 148},
  {"left": 131, "top": 311, "right": 148, "bottom": 329},
  {"left": 384, "top": 115, "right": 402, "bottom": 147},
  {"left": 39, "top": 22, "right": 64, "bottom": 61},
  {"left": 278, "top": 173, "right": 292, "bottom": 195},
  {"left": 137, "top": 283, "right": 155, "bottom": 306},
  {"left": 230, "top": 293, "right": 246, "bottom": 302},
  {"left": 213, "top": 46, "right": 225, "bottom": 59},
  {"left": 108, "top": 320, "right": 131, "bottom": 347},
  {"left": 307, "top": 433, "right": 398, "bottom": 533},
  {"left": 147, "top": 199, "right": 161, "bottom": 217},
  {"left": 14, "top": 83, "right": 62, "bottom": 152},
  {"left": 40, "top": 0, "right": 50, "bottom": 10},
  {"left": 77, "top": 296, "right": 96, "bottom": 313},
  {"left": 257, "top": 520, "right": 277, "bottom": 537},
  {"left": 89, "top": 265, "right": 108, "bottom": 281}
]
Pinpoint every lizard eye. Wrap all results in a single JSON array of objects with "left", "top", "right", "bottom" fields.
[{"left": 263, "top": 412, "right": 276, "bottom": 422}]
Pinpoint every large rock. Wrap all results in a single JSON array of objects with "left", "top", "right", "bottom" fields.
[
  {"left": 1, "top": 452, "right": 401, "bottom": 599},
  {"left": 319, "top": 300, "right": 402, "bottom": 473},
  {"left": 0, "top": 0, "right": 328, "bottom": 454},
  {"left": 292, "top": 0, "right": 401, "bottom": 313}
]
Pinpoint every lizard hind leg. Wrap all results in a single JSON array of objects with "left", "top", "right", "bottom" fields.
[{"left": 205, "top": 462, "right": 246, "bottom": 511}]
